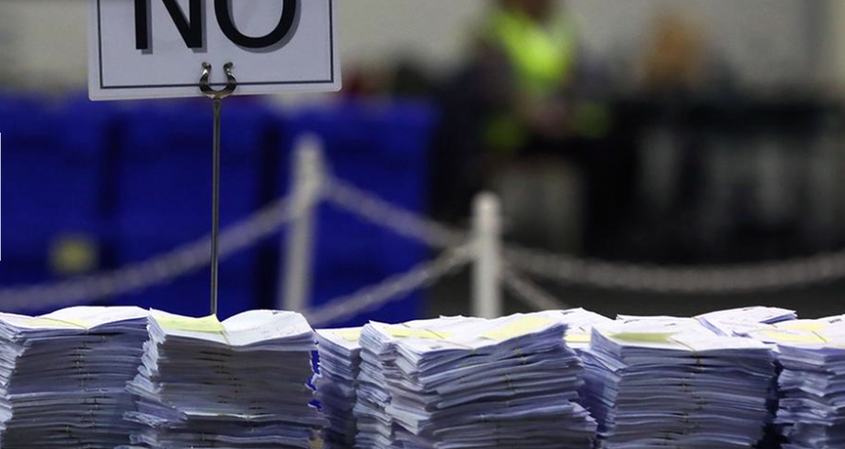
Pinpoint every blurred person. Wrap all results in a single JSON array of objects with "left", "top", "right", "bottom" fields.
[
  {"left": 433, "top": 0, "right": 612, "bottom": 253},
  {"left": 477, "top": 0, "right": 579, "bottom": 155},
  {"left": 641, "top": 11, "right": 709, "bottom": 95}
]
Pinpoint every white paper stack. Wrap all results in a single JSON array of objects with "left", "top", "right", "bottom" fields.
[
  {"left": 696, "top": 307, "right": 799, "bottom": 449},
  {"left": 0, "top": 306, "right": 149, "bottom": 449},
  {"left": 755, "top": 317, "right": 845, "bottom": 449},
  {"left": 121, "top": 310, "right": 324, "bottom": 449},
  {"left": 355, "top": 314, "right": 597, "bottom": 449},
  {"left": 582, "top": 318, "right": 776, "bottom": 448},
  {"left": 354, "top": 315, "right": 407, "bottom": 449},
  {"left": 315, "top": 327, "right": 363, "bottom": 449}
]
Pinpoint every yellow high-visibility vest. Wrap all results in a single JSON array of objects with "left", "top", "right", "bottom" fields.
[{"left": 488, "top": 8, "right": 578, "bottom": 98}]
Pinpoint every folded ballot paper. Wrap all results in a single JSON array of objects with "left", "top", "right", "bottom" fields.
[
  {"left": 315, "top": 327, "right": 363, "bottom": 449},
  {"left": 746, "top": 316, "right": 845, "bottom": 449},
  {"left": 582, "top": 318, "right": 776, "bottom": 449},
  {"left": 0, "top": 306, "right": 149, "bottom": 449},
  {"left": 697, "top": 306, "right": 798, "bottom": 337},
  {"left": 355, "top": 314, "right": 597, "bottom": 449},
  {"left": 120, "top": 310, "right": 324, "bottom": 449},
  {"left": 537, "top": 308, "right": 613, "bottom": 353}
]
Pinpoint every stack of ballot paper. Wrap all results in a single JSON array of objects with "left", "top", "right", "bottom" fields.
[
  {"left": 354, "top": 315, "right": 403, "bottom": 449},
  {"left": 582, "top": 318, "right": 776, "bottom": 448},
  {"left": 355, "top": 314, "right": 597, "bottom": 449},
  {"left": 0, "top": 306, "right": 149, "bottom": 449},
  {"left": 315, "top": 327, "right": 363, "bottom": 449},
  {"left": 121, "top": 310, "right": 324, "bottom": 449},
  {"left": 755, "top": 317, "right": 845, "bottom": 449},
  {"left": 538, "top": 308, "right": 612, "bottom": 353},
  {"left": 697, "top": 307, "right": 800, "bottom": 449}
]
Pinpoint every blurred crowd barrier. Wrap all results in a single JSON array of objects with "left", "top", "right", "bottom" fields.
[{"left": 0, "top": 94, "right": 436, "bottom": 324}]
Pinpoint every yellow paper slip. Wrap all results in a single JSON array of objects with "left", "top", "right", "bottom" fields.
[
  {"left": 762, "top": 330, "right": 828, "bottom": 345},
  {"left": 157, "top": 315, "right": 225, "bottom": 333},
  {"left": 565, "top": 333, "right": 591, "bottom": 344},
  {"left": 24, "top": 317, "right": 89, "bottom": 329},
  {"left": 334, "top": 329, "right": 362, "bottom": 342},
  {"left": 386, "top": 327, "right": 453, "bottom": 340},
  {"left": 774, "top": 322, "right": 828, "bottom": 333},
  {"left": 607, "top": 332, "right": 676, "bottom": 344},
  {"left": 482, "top": 316, "right": 554, "bottom": 342}
]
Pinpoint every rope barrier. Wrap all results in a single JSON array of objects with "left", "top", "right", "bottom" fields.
[
  {"left": 324, "top": 177, "right": 467, "bottom": 249},
  {"left": 305, "top": 245, "right": 474, "bottom": 327},
  {"left": 326, "top": 177, "right": 845, "bottom": 294},
  {"left": 501, "top": 266, "right": 570, "bottom": 311},
  {"left": 505, "top": 245, "right": 845, "bottom": 293},
  {"left": 4, "top": 170, "right": 845, "bottom": 318}
]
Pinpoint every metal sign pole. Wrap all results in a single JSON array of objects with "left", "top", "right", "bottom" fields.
[{"left": 199, "top": 62, "right": 237, "bottom": 316}]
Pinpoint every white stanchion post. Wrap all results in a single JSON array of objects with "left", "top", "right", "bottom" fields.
[
  {"left": 472, "top": 192, "right": 503, "bottom": 318},
  {"left": 278, "top": 135, "right": 324, "bottom": 312}
]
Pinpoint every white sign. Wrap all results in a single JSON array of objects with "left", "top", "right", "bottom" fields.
[{"left": 89, "top": 0, "right": 340, "bottom": 101}]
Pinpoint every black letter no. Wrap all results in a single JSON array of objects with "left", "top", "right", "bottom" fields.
[
  {"left": 215, "top": 0, "right": 298, "bottom": 49},
  {"left": 135, "top": 0, "right": 204, "bottom": 51}
]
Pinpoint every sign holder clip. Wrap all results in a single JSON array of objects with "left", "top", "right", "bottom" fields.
[{"left": 199, "top": 62, "right": 238, "bottom": 316}]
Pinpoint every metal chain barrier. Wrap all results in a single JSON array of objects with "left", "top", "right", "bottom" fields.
[
  {"left": 0, "top": 197, "right": 298, "bottom": 311},
  {"left": 305, "top": 244, "right": 474, "bottom": 327},
  {"left": 505, "top": 245, "right": 845, "bottom": 293},
  {"left": 324, "top": 177, "right": 467, "bottom": 249},
  {"left": 501, "top": 266, "right": 570, "bottom": 311},
  {"left": 7, "top": 169, "right": 845, "bottom": 315},
  {"left": 324, "top": 179, "right": 845, "bottom": 294}
]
